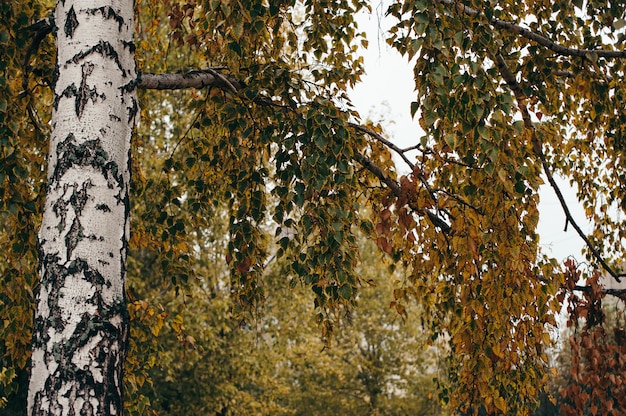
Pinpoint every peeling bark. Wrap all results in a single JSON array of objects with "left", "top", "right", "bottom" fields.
[{"left": 28, "top": 1, "right": 136, "bottom": 414}]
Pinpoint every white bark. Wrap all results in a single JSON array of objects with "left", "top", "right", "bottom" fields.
[{"left": 28, "top": 1, "right": 136, "bottom": 414}]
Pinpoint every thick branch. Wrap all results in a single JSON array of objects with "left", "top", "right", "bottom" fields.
[
  {"left": 138, "top": 70, "right": 243, "bottom": 91},
  {"left": 495, "top": 53, "right": 626, "bottom": 283},
  {"left": 440, "top": 0, "right": 626, "bottom": 59}
]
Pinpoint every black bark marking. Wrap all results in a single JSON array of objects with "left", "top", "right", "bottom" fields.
[
  {"left": 52, "top": 185, "right": 70, "bottom": 232},
  {"left": 122, "top": 40, "right": 136, "bottom": 52},
  {"left": 31, "top": 295, "right": 128, "bottom": 415},
  {"left": 53, "top": 135, "right": 124, "bottom": 192},
  {"left": 120, "top": 78, "right": 137, "bottom": 94},
  {"left": 77, "top": 63, "right": 95, "bottom": 118},
  {"left": 53, "top": 74, "right": 104, "bottom": 115},
  {"left": 70, "top": 182, "right": 89, "bottom": 212},
  {"left": 64, "top": 182, "right": 91, "bottom": 260},
  {"left": 67, "top": 41, "right": 126, "bottom": 77},
  {"left": 127, "top": 97, "right": 138, "bottom": 122},
  {"left": 120, "top": 185, "right": 131, "bottom": 278},
  {"left": 64, "top": 6, "right": 79, "bottom": 38},
  {"left": 96, "top": 204, "right": 111, "bottom": 212},
  {"left": 67, "top": 258, "right": 107, "bottom": 287},
  {"left": 65, "top": 216, "right": 82, "bottom": 261},
  {"left": 39, "top": 255, "right": 67, "bottom": 332},
  {"left": 53, "top": 83, "right": 78, "bottom": 110},
  {"left": 86, "top": 6, "right": 125, "bottom": 31}
]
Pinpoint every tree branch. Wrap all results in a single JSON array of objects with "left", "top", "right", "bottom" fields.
[
  {"left": 348, "top": 123, "right": 443, "bottom": 208},
  {"left": 138, "top": 70, "right": 451, "bottom": 232},
  {"left": 22, "top": 16, "right": 54, "bottom": 93},
  {"left": 495, "top": 53, "right": 626, "bottom": 283},
  {"left": 439, "top": 0, "right": 626, "bottom": 59},
  {"left": 348, "top": 122, "right": 415, "bottom": 170},
  {"left": 574, "top": 285, "right": 626, "bottom": 301},
  {"left": 353, "top": 153, "right": 451, "bottom": 233},
  {"left": 138, "top": 70, "right": 244, "bottom": 91}
]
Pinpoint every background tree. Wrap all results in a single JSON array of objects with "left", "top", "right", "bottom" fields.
[
  {"left": 3, "top": 0, "right": 626, "bottom": 414},
  {"left": 533, "top": 260, "right": 626, "bottom": 415},
  {"left": 125, "top": 224, "right": 449, "bottom": 416}
]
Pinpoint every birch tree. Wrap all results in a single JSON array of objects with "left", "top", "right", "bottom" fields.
[{"left": 27, "top": 1, "right": 136, "bottom": 414}]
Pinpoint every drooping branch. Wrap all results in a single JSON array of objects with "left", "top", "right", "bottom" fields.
[
  {"left": 353, "top": 153, "right": 451, "bottom": 233},
  {"left": 439, "top": 0, "right": 626, "bottom": 59},
  {"left": 495, "top": 53, "right": 626, "bottom": 283},
  {"left": 139, "top": 71, "right": 451, "bottom": 232},
  {"left": 348, "top": 123, "right": 446, "bottom": 211}
]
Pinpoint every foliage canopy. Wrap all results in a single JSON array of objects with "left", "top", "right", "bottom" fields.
[{"left": 2, "top": 0, "right": 626, "bottom": 414}]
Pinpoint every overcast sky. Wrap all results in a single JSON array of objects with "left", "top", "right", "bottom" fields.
[{"left": 349, "top": 8, "right": 589, "bottom": 264}]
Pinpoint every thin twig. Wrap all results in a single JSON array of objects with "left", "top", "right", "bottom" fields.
[
  {"left": 400, "top": 144, "right": 422, "bottom": 153},
  {"left": 27, "top": 103, "right": 46, "bottom": 136},
  {"left": 203, "top": 67, "right": 240, "bottom": 95},
  {"left": 347, "top": 122, "right": 441, "bottom": 206},
  {"left": 434, "top": 188, "right": 484, "bottom": 215},
  {"left": 353, "top": 153, "right": 451, "bottom": 233},
  {"left": 495, "top": 53, "right": 626, "bottom": 283},
  {"left": 348, "top": 122, "right": 415, "bottom": 169}
]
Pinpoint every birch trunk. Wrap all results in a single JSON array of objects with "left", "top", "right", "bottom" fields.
[{"left": 28, "top": 1, "right": 136, "bottom": 414}]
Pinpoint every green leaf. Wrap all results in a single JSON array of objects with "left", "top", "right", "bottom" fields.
[
  {"left": 229, "top": 42, "right": 242, "bottom": 56},
  {"left": 314, "top": 135, "right": 327, "bottom": 149},
  {"left": 614, "top": 19, "right": 626, "bottom": 30},
  {"left": 232, "top": 21, "right": 244, "bottom": 40},
  {"left": 444, "top": 133, "right": 456, "bottom": 149},
  {"left": 410, "top": 101, "right": 419, "bottom": 118},
  {"left": 338, "top": 284, "right": 352, "bottom": 300}
]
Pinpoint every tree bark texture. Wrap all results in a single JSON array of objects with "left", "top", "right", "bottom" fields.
[{"left": 28, "top": 1, "right": 136, "bottom": 414}]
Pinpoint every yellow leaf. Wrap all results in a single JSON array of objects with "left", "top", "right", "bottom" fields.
[{"left": 494, "top": 395, "right": 507, "bottom": 412}]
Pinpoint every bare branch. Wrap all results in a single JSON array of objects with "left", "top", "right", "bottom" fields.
[
  {"left": 495, "top": 53, "right": 626, "bottom": 283},
  {"left": 400, "top": 144, "right": 422, "bottom": 153},
  {"left": 138, "top": 70, "right": 244, "bottom": 91},
  {"left": 439, "top": 0, "right": 626, "bottom": 59}
]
